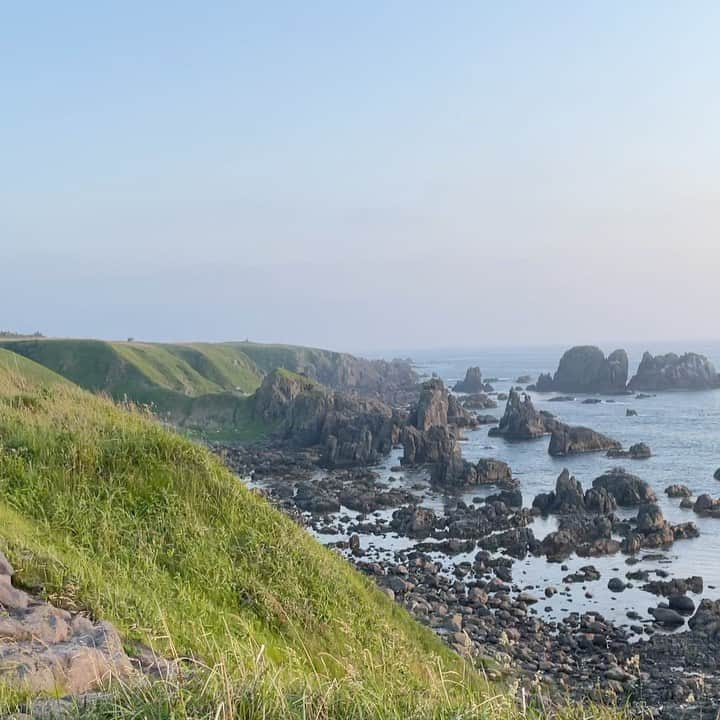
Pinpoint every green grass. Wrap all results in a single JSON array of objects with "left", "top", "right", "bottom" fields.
[{"left": 0, "top": 339, "right": 269, "bottom": 442}]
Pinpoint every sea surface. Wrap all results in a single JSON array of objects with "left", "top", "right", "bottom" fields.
[{"left": 352, "top": 341, "right": 720, "bottom": 631}]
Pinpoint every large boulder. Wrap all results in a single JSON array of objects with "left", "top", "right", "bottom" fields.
[
  {"left": 453, "top": 367, "right": 490, "bottom": 393},
  {"left": 688, "top": 599, "right": 720, "bottom": 638},
  {"left": 548, "top": 425, "right": 621, "bottom": 456},
  {"left": 628, "top": 351, "right": 720, "bottom": 391},
  {"left": 592, "top": 468, "right": 657, "bottom": 506},
  {"left": 489, "top": 389, "right": 559, "bottom": 440},
  {"left": 534, "top": 346, "right": 629, "bottom": 394}
]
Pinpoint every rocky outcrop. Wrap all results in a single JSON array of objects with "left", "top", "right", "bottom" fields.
[
  {"left": 688, "top": 599, "right": 720, "bottom": 638},
  {"left": 665, "top": 484, "right": 692, "bottom": 498},
  {"left": 412, "top": 379, "right": 449, "bottom": 431},
  {"left": 401, "top": 425, "right": 458, "bottom": 466},
  {"left": 693, "top": 494, "right": 720, "bottom": 517},
  {"left": 533, "top": 346, "right": 629, "bottom": 394},
  {"left": 592, "top": 468, "right": 657, "bottom": 506},
  {"left": 628, "top": 351, "right": 720, "bottom": 391},
  {"left": 453, "top": 367, "right": 491, "bottom": 393},
  {"left": 0, "top": 552, "right": 171, "bottom": 694},
  {"left": 489, "top": 390, "right": 559, "bottom": 439},
  {"left": 253, "top": 369, "right": 399, "bottom": 467},
  {"left": 447, "top": 393, "right": 477, "bottom": 428},
  {"left": 533, "top": 469, "right": 617, "bottom": 515},
  {"left": 253, "top": 349, "right": 419, "bottom": 404},
  {"left": 548, "top": 425, "right": 621, "bottom": 456},
  {"left": 461, "top": 393, "right": 497, "bottom": 410},
  {"left": 606, "top": 442, "right": 652, "bottom": 460}
]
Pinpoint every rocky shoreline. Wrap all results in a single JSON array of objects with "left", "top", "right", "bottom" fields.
[
  {"left": 220, "top": 437, "right": 720, "bottom": 719},
  {"left": 216, "top": 355, "right": 720, "bottom": 718}
]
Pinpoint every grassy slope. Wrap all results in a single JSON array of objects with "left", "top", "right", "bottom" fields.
[
  {"left": 0, "top": 339, "right": 268, "bottom": 442},
  {"left": 0, "top": 349, "right": 479, "bottom": 716}
]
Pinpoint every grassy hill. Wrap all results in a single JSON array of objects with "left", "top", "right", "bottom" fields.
[
  {"left": 0, "top": 339, "right": 272, "bottom": 442},
  {"left": 0, "top": 349, "right": 488, "bottom": 718},
  {"left": 0, "top": 338, "right": 414, "bottom": 444}
]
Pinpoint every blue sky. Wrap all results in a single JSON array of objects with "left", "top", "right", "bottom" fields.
[{"left": 3, "top": 2, "right": 720, "bottom": 351}]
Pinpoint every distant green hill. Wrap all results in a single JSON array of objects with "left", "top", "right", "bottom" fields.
[
  {"left": 0, "top": 338, "right": 417, "bottom": 443},
  {"left": 0, "top": 348, "right": 499, "bottom": 717},
  {"left": 0, "top": 339, "right": 274, "bottom": 441}
]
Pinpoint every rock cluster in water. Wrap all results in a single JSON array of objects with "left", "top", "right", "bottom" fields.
[
  {"left": 628, "top": 351, "right": 720, "bottom": 391},
  {"left": 532, "top": 345, "right": 720, "bottom": 393}
]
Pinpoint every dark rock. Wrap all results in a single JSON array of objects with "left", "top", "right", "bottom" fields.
[
  {"left": 548, "top": 395, "right": 575, "bottom": 402},
  {"left": 715, "top": 467, "right": 720, "bottom": 481},
  {"left": 489, "top": 390, "right": 560, "bottom": 440},
  {"left": 462, "top": 393, "right": 498, "bottom": 410},
  {"left": 253, "top": 369, "right": 399, "bottom": 467},
  {"left": 628, "top": 351, "right": 720, "bottom": 391},
  {"left": 665, "top": 484, "right": 692, "bottom": 498},
  {"left": 626, "top": 409, "right": 638, "bottom": 417},
  {"left": 390, "top": 507, "right": 439, "bottom": 538},
  {"left": 693, "top": 493, "right": 720, "bottom": 516},
  {"left": 548, "top": 425, "right": 621, "bottom": 457},
  {"left": 688, "top": 599, "right": 720, "bottom": 638},
  {"left": 535, "top": 346, "right": 629, "bottom": 394},
  {"left": 453, "top": 367, "right": 492, "bottom": 394},
  {"left": 649, "top": 607, "right": 685, "bottom": 627},
  {"left": 593, "top": 468, "right": 657, "bottom": 506},
  {"left": 641, "top": 576, "right": 703, "bottom": 596},
  {"left": 668, "top": 595, "right": 695, "bottom": 615},
  {"left": 608, "top": 577, "right": 626, "bottom": 593},
  {"left": 607, "top": 442, "right": 652, "bottom": 460}
]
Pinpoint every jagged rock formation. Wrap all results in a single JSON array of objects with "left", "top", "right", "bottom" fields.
[
  {"left": 453, "top": 367, "right": 491, "bottom": 393},
  {"left": 412, "top": 379, "right": 449, "bottom": 430},
  {"left": 628, "top": 351, "right": 720, "bottom": 391},
  {"left": 488, "top": 390, "right": 559, "bottom": 439},
  {"left": 489, "top": 390, "right": 618, "bottom": 457},
  {"left": 533, "top": 469, "right": 617, "bottom": 515},
  {"left": 253, "top": 369, "right": 400, "bottom": 467},
  {"left": 592, "top": 468, "right": 657, "bottom": 506},
  {"left": 548, "top": 425, "right": 621, "bottom": 456},
  {"left": 533, "top": 346, "right": 629, "bottom": 394},
  {"left": 401, "top": 380, "right": 511, "bottom": 488}
]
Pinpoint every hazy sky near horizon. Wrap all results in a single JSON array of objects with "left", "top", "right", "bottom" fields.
[{"left": 3, "top": 2, "right": 720, "bottom": 353}]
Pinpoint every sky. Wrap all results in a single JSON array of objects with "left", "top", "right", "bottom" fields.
[{"left": 2, "top": 2, "right": 720, "bottom": 353}]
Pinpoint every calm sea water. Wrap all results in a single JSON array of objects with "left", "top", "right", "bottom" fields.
[{"left": 405, "top": 342, "right": 720, "bottom": 628}]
